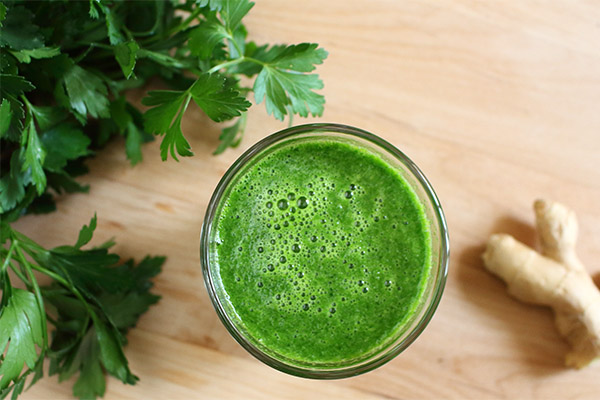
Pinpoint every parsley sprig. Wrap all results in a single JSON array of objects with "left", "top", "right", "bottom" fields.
[
  {"left": 0, "top": 0, "right": 327, "bottom": 398},
  {"left": 141, "top": 1, "right": 328, "bottom": 160},
  {"left": 1, "top": 215, "right": 163, "bottom": 399}
]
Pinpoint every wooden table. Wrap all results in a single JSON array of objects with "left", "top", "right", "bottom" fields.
[{"left": 17, "top": 1, "right": 600, "bottom": 398}]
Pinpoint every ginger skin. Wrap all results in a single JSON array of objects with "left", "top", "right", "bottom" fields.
[{"left": 482, "top": 199, "right": 600, "bottom": 368}]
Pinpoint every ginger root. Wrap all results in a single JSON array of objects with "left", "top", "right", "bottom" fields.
[{"left": 482, "top": 199, "right": 600, "bottom": 368}]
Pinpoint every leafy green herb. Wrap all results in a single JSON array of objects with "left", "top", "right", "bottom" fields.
[
  {"left": 1, "top": 216, "right": 163, "bottom": 400},
  {"left": 142, "top": 72, "right": 251, "bottom": 160},
  {"left": 0, "top": 0, "right": 327, "bottom": 398},
  {"left": 0, "top": 288, "right": 44, "bottom": 391}
]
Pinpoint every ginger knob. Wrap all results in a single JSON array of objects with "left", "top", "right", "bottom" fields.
[{"left": 482, "top": 199, "right": 600, "bottom": 368}]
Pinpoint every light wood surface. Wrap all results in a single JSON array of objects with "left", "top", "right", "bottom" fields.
[{"left": 15, "top": 1, "right": 600, "bottom": 398}]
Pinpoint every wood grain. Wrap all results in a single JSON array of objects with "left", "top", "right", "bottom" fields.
[{"left": 14, "top": 1, "right": 600, "bottom": 398}]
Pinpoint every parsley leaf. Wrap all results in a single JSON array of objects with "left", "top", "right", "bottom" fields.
[
  {"left": 0, "top": 152, "right": 27, "bottom": 212},
  {"left": 142, "top": 73, "right": 249, "bottom": 160},
  {"left": 253, "top": 43, "right": 327, "bottom": 120},
  {"left": 70, "top": 328, "right": 106, "bottom": 400},
  {"left": 114, "top": 41, "right": 140, "bottom": 79},
  {"left": 21, "top": 119, "right": 47, "bottom": 195},
  {"left": 28, "top": 104, "right": 68, "bottom": 132},
  {"left": 61, "top": 65, "right": 110, "bottom": 120},
  {"left": 196, "top": 0, "right": 224, "bottom": 11},
  {"left": 189, "top": 73, "right": 251, "bottom": 122},
  {"left": 0, "top": 98, "right": 12, "bottom": 137},
  {"left": 0, "top": 3, "right": 6, "bottom": 27},
  {"left": 0, "top": 287, "right": 44, "bottom": 390},
  {"left": 40, "top": 123, "right": 92, "bottom": 173},
  {"left": 220, "top": 0, "right": 254, "bottom": 32},
  {"left": 142, "top": 90, "right": 186, "bottom": 135},
  {"left": 142, "top": 90, "right": 190, "bottom": 161},
  {"left": 109, "top": 97, "right": 149, "bottom": 165},
  {"left": 97, "top": 256, "right": 163, "bottom": 330},
  {"left": 89, "top": 312, "right": 138, "bottom": 385},
  {"left": 74, "top": 213, "right": 97, "bottom": 249},
  {"left": 213, "top": 113, "right": 247, "bottom": 155},
  {"left": 0, "top": 74, "right": 36, "bottom": 96},
  {"left": 46, "top": 171, "right": 90, "bottom": 196},
  {"left": 263, "top": 43, "right": 329, "bottom": 72},
  {"left": 188, "top": 23, "right": 228, "bottom": 60},
  {"left": 0, "top": 74, "right": 35, "bottom": 134},
  {"left": 10, "top": 47, "right": 60, "bottom": 64},
  {"left": 124, "top": 123, "right": 144, "bottom": 165},
  {"left": 0, "top": 5, "right": 44, "bottom": 50},
  {"left": 161, "top": 110, "right": 190, "bottom": 161}
]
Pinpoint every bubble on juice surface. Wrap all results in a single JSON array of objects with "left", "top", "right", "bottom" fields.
[
  {"left": 297, "top": 196, "right": 309, "bottom": 209},
  {"left": 277, "top": 199, "right": 289, "bottom": 210}
]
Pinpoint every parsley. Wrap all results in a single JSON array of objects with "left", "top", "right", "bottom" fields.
[
  {"left": 140, "top": 0, "right": 328, "bottom": 160},
  {"left": 0, "top": 0, "right": 327, "bottom": 398},
  {"left": 142, "top": 73, "right": 251, "bottom": 160},
  {"left": 1, "top": 215, "right": 163, "bottom": 400}
]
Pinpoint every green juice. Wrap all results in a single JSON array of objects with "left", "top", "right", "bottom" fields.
[{"left": 211, "top": 136, "right": 432, "bottom": 364}]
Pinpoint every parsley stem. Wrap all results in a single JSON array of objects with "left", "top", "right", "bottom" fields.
[
  {"left": 15, "top": 243, "right": 97, "bottom": 333},
  {"left": 76, "top": 42, "right": 114, "bottom": 51},
  {"left": 207, "top": 56, "right": 265, "bottom": 74},
  {"left": 8, "top": 261, "right": 31, "bottom": 289},
  {"left": 227, "top": 30, "right": 245, "bottom": 59},
  {"left": 13, "top": 229, "right": 47, "bottom": 254},
  {"left": 26, "top": 258, "right": 97, "bottom": 324},
  {"left": 15, "top": 242, "right": 72, "bottom": 290},
  {"left": 73, "top": 45, "right": 96, "bottom": 64},
  {"left": 17, "top": 248, "right": 48, "bottom": 346},
  {"left": 1, "top": 239, "right": 16, "bottom": 274},
  {"left": 143, "top": 7, "right": 203, "bottom": 46},
  {"left": 170, "top": 7, "right": 203, "bottom": 36},
  {"left": 207, "top": 58, "right": 243, "bottom": 74},
  {"left": 182, "top": 93, "right": 193, "bottom": 116},
  {"left": 27, "top": 262, "right": 68, "bottom": 290}
]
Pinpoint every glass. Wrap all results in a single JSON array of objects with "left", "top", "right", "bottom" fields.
[{"left": 200, "top": 123, "right": 449, "bottom": 378}]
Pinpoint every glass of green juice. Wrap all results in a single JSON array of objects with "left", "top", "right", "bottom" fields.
[{"left": 200, "top": 123, "right": 449, "bottom": 378}]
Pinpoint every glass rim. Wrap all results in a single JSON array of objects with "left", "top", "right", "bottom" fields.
[{"left": 200, "top": 123, "right": 450, "bottom": 379}]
